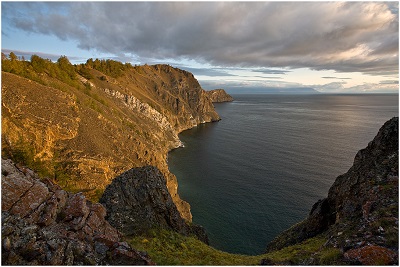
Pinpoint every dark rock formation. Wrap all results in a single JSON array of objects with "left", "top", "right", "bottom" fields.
[
  {"left": 1, "top": 158, "right": 153, "bottom": 265},
  {"left": 99, "top": 166, "right": 209, "bottom": 244},
  {"left": 265, "top": 117, "right": 398, "bottom": 265},
  {"left": 206, "top": 89, "right": 234, "bottom": 103}
]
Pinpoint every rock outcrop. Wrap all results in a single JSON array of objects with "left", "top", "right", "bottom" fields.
[
  {"left": 206, "top": 89, "right": 234, "bottom": 103},
  {"left": 1, "top": 158, "right": 153, "bottom": 265},
  {"left": 265, "top": 117, "right": 398, "bottom": 265},
  {"left": 99, "top": 166, "right": 209, "bottom": 244}
]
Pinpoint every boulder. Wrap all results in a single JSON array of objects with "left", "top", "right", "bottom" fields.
[{"left": 100, "top": 165, "right": 209, "bottom": 243}]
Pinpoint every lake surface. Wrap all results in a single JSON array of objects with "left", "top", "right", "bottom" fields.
[{"left": 168, "top": 94, "right": 398, "bottom": 255}]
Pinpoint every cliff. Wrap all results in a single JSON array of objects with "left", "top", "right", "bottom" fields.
[
  {"left": 206, "top": 89, "right": 234, "bottom": 102},
  {"left": 1, "top": 56, "right": 220, "bottom": 222},
  {"left": 265, "top": 117, "right": 398, "bottom": 265},
  {"left": 1, "top": 158, "right": 154, "bottom": 265}
]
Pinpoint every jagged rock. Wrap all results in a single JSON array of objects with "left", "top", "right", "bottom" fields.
[
  {"left": 206, "top": 89, "right": 234, "bottom": 103},
  {"left": 100, "top": 165, "right": 209, "bottom": 244},
  {"left": 265, "top": 117, "right": 398, "bottom": 264},
  {"left": 1, "top": 158, "right": 154, "bottom": 265}
]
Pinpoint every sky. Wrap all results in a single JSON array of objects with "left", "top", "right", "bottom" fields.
[{"left": 1, "top": 1, "right": 399, "bottom": 94}]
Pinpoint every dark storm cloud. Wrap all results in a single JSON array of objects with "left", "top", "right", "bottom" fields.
[{"left": 3, "top": 2, "right": 398, "bottom": 75}]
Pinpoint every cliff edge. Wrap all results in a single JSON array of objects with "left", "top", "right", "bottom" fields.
[
  {"left": 1, "top": 55, "right": 221, "bottom": 222},
  {"left": 206, "top": 89, "right": 234, "bottom": 103},
  {"left": 265, "top": 117, "right": 398, "bottom": 265}
]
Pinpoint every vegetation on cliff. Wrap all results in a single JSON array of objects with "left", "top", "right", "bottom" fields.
[
  {"left": 2, "top": 52, "right": 219, "bottom": 221},
  {"left": 206, "top": 89, "right": 234, "bottom": 103}
]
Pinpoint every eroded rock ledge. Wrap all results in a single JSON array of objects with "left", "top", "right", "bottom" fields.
[{"left": 1, "top": 159, "right": 153, "bottom": 265}]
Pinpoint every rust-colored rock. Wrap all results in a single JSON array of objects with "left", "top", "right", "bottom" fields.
[
  {"left": 344, "top": 245, "right": 397, "bottom": 265},
  {"left": 10, "top": 181, "right": 49, "bottom": 218},
  {"left": 1, "top": 158, "right": 154, "bottom": 265}
]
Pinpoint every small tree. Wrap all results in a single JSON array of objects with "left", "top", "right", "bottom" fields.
[{"left": 9, "top": 52, "right": 18, "bottom": 61}]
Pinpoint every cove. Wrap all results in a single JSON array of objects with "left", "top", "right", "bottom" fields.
[{"left": 168, "top": 94, "right": 399, "bottom": 255}]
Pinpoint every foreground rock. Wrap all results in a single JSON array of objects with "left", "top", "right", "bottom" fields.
[
  {"left": 206, "top": 89, "right": 234, "bottom": 103},
  {"left": 1, "top": 158, "right": 153, "bottom": 265},
  {"left": 265, "top": 117, "right": 398, "bottom": 265},
  {"left": 100, "top": 166, "right": 209, "bottom": 244}
]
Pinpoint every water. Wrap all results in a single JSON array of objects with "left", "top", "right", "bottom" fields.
[{"left": 168, "top": 94, "right": 398, "bottom": 255}]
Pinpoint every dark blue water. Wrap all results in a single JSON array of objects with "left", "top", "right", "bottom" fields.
[{"left": 168, "top": 94, "right": 398, "bottom": 255}]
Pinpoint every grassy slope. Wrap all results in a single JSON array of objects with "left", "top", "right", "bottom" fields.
[{"left": 128, "top": 229, "right": 342, "bottom": 265}]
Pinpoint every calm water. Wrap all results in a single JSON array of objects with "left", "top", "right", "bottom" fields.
[{"left": 168, "top": 94, "right": 398, "bottom": 255}]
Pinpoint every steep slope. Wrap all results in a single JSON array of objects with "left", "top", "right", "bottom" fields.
[
  {"left": 265, "top": 117, "right": 398, "bottom": 265},
  {"left": 206, "top": 89, "right": 234, "bottom": 102},
  {"left": 1, "top": 56, "right": 219, "bottom": 221}
]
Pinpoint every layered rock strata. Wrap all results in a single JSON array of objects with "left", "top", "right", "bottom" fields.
[{"left": 1, "top": 158, "right": 153, "bottom": 265}]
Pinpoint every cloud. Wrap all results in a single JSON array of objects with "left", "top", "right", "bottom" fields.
[
  {"left": 1, "top": 48, "right": 84, "bottom": 62},
  {"left": 251, "top": 69, "right": 291, "bottom": 75},
  {"left": 379, "top": 80, "right": 399, "bottom": 84},
  {"left": 177, "top": 66, "right": 237, "bottom": 77},
  {"left": 314, "top": 81, "right": 398, "bottom": 93},
  {"left": 3, "top": 2, "right": 398, "bottom": 75},
  {"left": 322, "top": 76, "right": 352, "bottom": 80}
]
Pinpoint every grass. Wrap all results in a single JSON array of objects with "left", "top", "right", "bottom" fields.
[{"left": 128, "top": 229, "right": 343, "bottom": 265}]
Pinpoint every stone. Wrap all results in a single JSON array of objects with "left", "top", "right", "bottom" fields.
[
  {"left": 344, "top": 245, "right": 397, "bottom": 265},
  {"left": 1, "top": 159, "right": 154, "bottom": 265},
  {"left": 100, "top": 165, "right": 209, "bottom": 243}
]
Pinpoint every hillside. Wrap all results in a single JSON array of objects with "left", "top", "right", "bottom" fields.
[
  {"left": 1, "top": 54, "right": 220, "bottom": 221},
  {"left": 206, "top": 89, "right": 234, "bottom": 102}
]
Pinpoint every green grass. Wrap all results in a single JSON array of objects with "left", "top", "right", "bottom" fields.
[
  {"left": 128, "top": 229, "right": 343, "bottom": 265},
  {"left": 129, "top": 229, "right": 262, "bottom": 265}
]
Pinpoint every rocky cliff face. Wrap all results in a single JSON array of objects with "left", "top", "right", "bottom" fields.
[
  {"left": 2, "top": 58, "right": 220, "bottom": 222},
  {"left": 1, "top": 158, "right": 154, "bottom": 265},
  {"left": 206, "top": 89, "right": 234, "bottom": 103},
  {"left": 99, "top": 166, "right": 208, "bottom": 244},
  {"left": 265, "top": 117, "right": 398, "bottom": 265}
]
